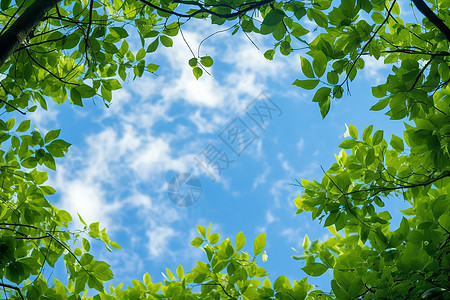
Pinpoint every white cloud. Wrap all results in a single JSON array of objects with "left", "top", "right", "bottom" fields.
[
  {"left": 146, "top": 226, "right": 178, "bottom": 257},
  {"left": 363, "top": 56, "right": 388, "bottom": 84},
  {"left": 253, "top": 166, "right": 270, "bottom": 189},
  {"left": 45, "top": 20, "right": 304, "bottom": 275},
  {"left": 266, "top": 210, "right": 278, "bottom": 224},
  {"left": 296, "top": 138, "right": 305, "bottom": 153}
]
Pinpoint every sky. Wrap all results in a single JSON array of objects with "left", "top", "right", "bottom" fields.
[{"left": 29, "top": 17, "right": 412, "bottom": 293}]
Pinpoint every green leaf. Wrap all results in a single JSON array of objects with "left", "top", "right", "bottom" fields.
[
  {"left": 312, "top": 51, "right": 327, "bottom": 77},
  {"left": 110, "top": 27, "right": 129, "bottom": 38},
  {"left": 208, "top": 232, "right": 219, "bottom": 245},
  {"left": 362, "top": 125, "right": 373, "bottom": 143},
  {"left": 147, "top": 63, "right": 160, "bottom": 72},
  {"left": 372, "top": 130, "right": 384, "bottom": 145},
  {"left": 339, "top": 139, "right": 358, "bottom": 149},
  {"left": 302, "top": 262, "right": 328, "bottom": 276},
  {"left": 6, "top": 118, "right": 14, "bottom": 130},
  {"left": 307, "top": 9, "right": 328, "bottom": 28},
  {"left": 46, "top": 139, "right": 71, "bottom": 157},
  {"left": 235, "top": 231, "right": 246, "bottom": 251},
  {"left": 136, "top": 48, "right": 146, "bottom": 61},
  {"left": 16, "top": 120, "right": 31, "bottom": 132},
  {"left": 188, "top": 58, "right": 198, "bottom": 67},
  {"left": 110, "top": 241, "right": 122, "bottom": 249},
  {"left": 147, "top": 38, "right": 159, "bottom": 53},
  {"left": 292, "top": 79, "right": 319, "bottom": 90},
  {"left": 348, "top": 124, "right": 358, "bottom": 139},
  {"left": 193, "top": 67, "right": 203, "bottom": 80},
  {"left": 390, "top": 134, "right": 404, "bottom": 152},
  {"left": 190, "top": 237, "right": 204, "bottom": 247},
  {"left": 262, "top": 9, "right": 285, "bottom": 27},
  {"left": 300, "top": 56, "right": 315, "bottom": 78},
  {"left": 253, "top": 232, "right": 266, "bottom": 256},
  {"left": 200, "top": 56, "right": 213, "bottom": 67},
  {"left": 1, "top": 0, "right": 12, "bottom": 11},
  {"left": 22, "top": 157, "right": 37, "bottom": 168},
  {"left": 302, "top": 234, "right": 309, "bottom": 251},
  {"left": 45, "top": 129, "right": 61, "bottom": 143},
  {"left": 197, "top": 225, "right": 206, "bottom": 237},
  {"left": 360, "top": 224, "right": 370, "bottom": 243},
  {"left": 264, "top": 50, "right": 275, "bottom": 60},
  {"left": 160, "top": 35, "right": 173, "bottom": 47},
  {"left": 176, "top": 264, "right": 184, "bottom": 280},
  {"left": 82, "top": 238, "right": 90, "bottom": 251},
  {"left": 327, "top": 71, "right": 339, "bottom": 84}
]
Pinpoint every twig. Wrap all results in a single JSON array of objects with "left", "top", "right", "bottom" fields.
[
  {"left": 0, "top": 98, "right": 26, "bottom": 115},
  {"left": 0, "top": 282, "right": 25, "bottom": 300}
]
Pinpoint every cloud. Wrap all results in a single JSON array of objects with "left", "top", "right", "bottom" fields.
[
  {"left": 363, "top": 56, "right": 388, "bottom": 84},
  {"left": 45, "top": 20, "right": 304, "bottom": 278},
  {"left": 146, "top": 226, "right": 178, "bottom": 257},
  {"left": 296, "top": 138, "right": 305, "bottom": 153},
  {"left": 253, "top": 166, "right": 271, "bottom": 189},
  {"left": 266, "top": 210, "right": 278, "bottom": 224}
]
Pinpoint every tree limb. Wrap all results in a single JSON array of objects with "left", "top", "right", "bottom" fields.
[
  {"left": 0, "top": 0, "right": 61, "bottom": 68},
  {"left": 412, "top": 0, "right": 450, "bottom": 42}
]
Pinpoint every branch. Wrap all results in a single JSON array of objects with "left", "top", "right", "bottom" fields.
[
  {"left": 0, "top": 283, "right": 25, "bottom": 300},
  {"left": 0, "top": 98, "right": 26, "bottom": 115},
  {"left": 0, "top": 0, "right": 62, "bottom": 68},
  {"left": 334, "top": 0, "right": 397, "bottom": 97},
  {"left": 139, "top": 0, "right": 274, "bottom": 19},
  {"left": 412, "top": 0, "right": 450, "bottom": 42}
]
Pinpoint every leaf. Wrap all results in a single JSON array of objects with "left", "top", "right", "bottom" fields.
[
  {"left": 110, "top": 27, "right": 129, "bottom": 38},
  {"left": 312, "top": 51, "right": 327, "bottom": 77},
  {"left": 147, "top": 63, "right": 160, "bottom": 72},
  {"left": 327, "top": 71, "right": 339, "bottom": 84},
  {"left": 197, "top": 225, "right": 206, "bottom": 237},
  {"left": 302, "top": 234, "right": 309, "bottom": 251},
  {"left": 264, "top": 50, "right": 275, "bottom": 60},
  {"left": 1, "top": 0, "right": 12, "bottom": 11},
  {"left": 132, "top": 46, "right": 143, "bottom": 59},
  {"left": 176, "top": 264, "right": 184, "bottom": 280},
  {"left": 300, "top": 56, "right": 315, "bottom": 78},
  {"left": 160, "top": 35, "right": 173, "bottom": 47},
  {"left": 235, "top": 231, "right": 246, "bottom": 251},
  {"left": 372, "top": 130, "right": 384, "bottom": 145},
  {"left": 6, "top": 118, "right": 14, "bottom": 130},
  {"left": 147, "top": 38, "right": 159, "bottom": 53},
  {"left": 362, "top": 125, "right": 373, "bottom": 143},
  {"left": 292, "top": 79, "right": 319, "bottom": 90},
  {"left": 44, "top": 129, "right": 61, "bottom": 143},
  {"left": 262, "top": 9, "right": 285, "bottom": 27},
  {"left": 390, "top": 134, "right": 404, "bottom": 152},
  {"left": 339, "top": 139, "right": 358, "bottom": 149},
  {"left": 188, "top": 58, "right": 198, "bottom": 67},
  {"left": 360, "top": 224, "right": 370, "bottom": 243},
  {"left": 200, "top": 56, "right": 213, "bottom": 67},
  {"left": 307, "top": 9, "right": 328, "bottom": 28},
  {"left": 348, "top": 124, "right": 358, "bottom": 139},
  {"left": 302, "top": 262, "right": 328, "bottom": 276},
  {"left": 193, "top": 67, "right": 203, "bottom": 79},
  {"left": 16, "top": 120, "right": 31, "bottom": 132},
  {"left": 190, "top": 237, "right": 204, "bottom": 247},
  {"left": 208, "top": 232, "right": 219, "bottom": 245},
  {"left": 253, "top": 232, "right": 266, "bottom": 256}
]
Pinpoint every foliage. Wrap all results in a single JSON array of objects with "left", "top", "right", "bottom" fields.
[{"left": 0, "top": 0, "right": 449, "bottom": 299}]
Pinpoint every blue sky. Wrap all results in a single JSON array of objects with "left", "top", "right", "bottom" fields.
[{"left": 30, "top": 17, "right": 411, "bottom": 293}]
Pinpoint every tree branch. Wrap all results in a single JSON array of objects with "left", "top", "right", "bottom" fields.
[
  {"left": 412, "top": 0, "right": 450, "bottom": 42},
  {"left": 139, "top": 0, "right": 274, "bottom": 19},
  {"left": 0, "top": 0, "right": 61, "bottom": 68},
  {"left": 0, "top": 283, "right": 25, "bottom": 300}
]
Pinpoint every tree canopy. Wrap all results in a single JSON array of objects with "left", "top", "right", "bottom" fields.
[{"left": 0, "top": 0, "right": 449, "bottom": 299}]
